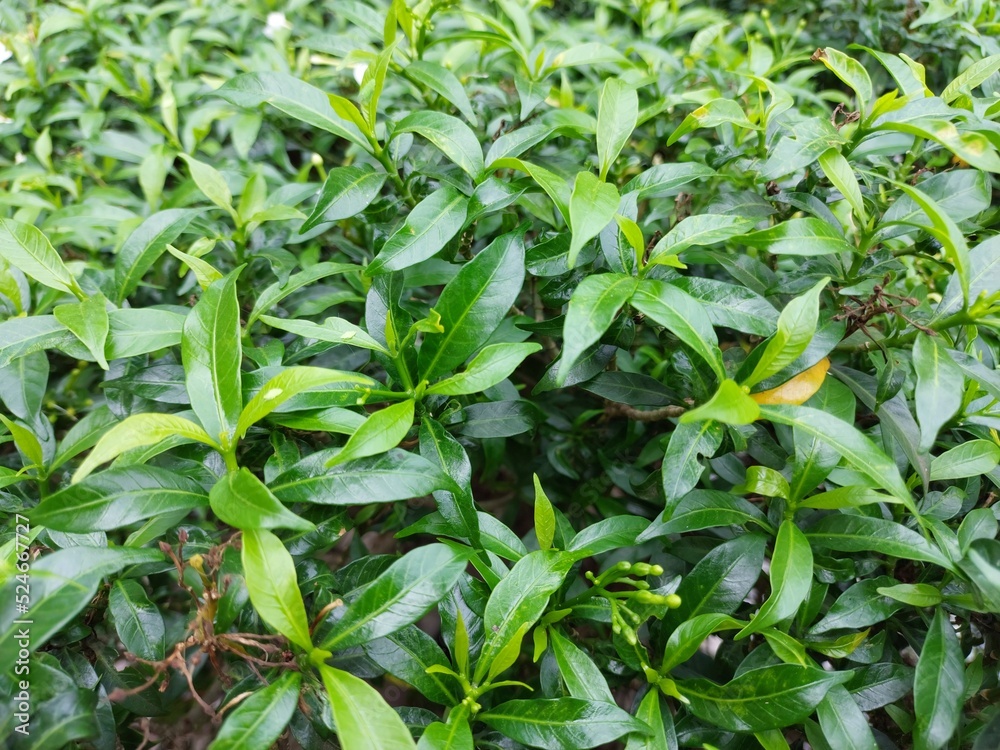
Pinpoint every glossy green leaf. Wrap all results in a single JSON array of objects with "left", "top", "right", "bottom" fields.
[
  {"left": 681, "top": 379, "right": 760, "bottom": 425},
  {"left": 53, "top": 292, "right": 110, "bottom": 370},
  {"left": 395, "top": 111, "right": 484, "bottom": 180},
  {"left": 807, "top": 514, "right": 950, "bottom": 567},
  {"left": 914, "top": 608, "right": 964, "bottom": 750},
  {"left": 320, "top": 543, "right": 468, "bottom": 650},
  {"left": 33, "top": 466, "right": 207, "bottom": 532},
  {"left": 418, "top": 227, "right": 526, "bottom": 380},
  {"left": 678, "top": 665, "right": 851, "bottom": 732},
  {"left": 744, "top": 277, "right": 828, "bottom": 388},
  {"left": 479, "top": 697, "right": 649, "bottom": 750},
  {"left": 115, "top": 209, "right": 199, "bottom": 302},
  {"left": 241, "top": 528, "right": 312, "bottom": 650},
  {"left": 215, "top": 72, "right": 369, "bottom": 149},
  {"left": 301, "top": 166, "right": 387, "bottom": 231},
  {"left": 318, "top": 663, "right": 417, "bottom": 750},
  {"left": 367, "top": 187, "right": 468, "bottom": 275},
  {"left": 109, "top": 579, "right": 164, "bottom": 660},
  {"left": 632, "top": 279, "right": 725, "bottom": 380},
  {"left": 182, "top": 269, "right": 243, "bottom": 445},
  {"left": 73, "top": 413, "right": 215, "bottom": 483},
  {"left": 568, "top": 171, "right": 619, "bottom": 268},
  {"left": 325, "top": 399, "right": 414, "bottom": 468},
  {"left": 209, "top": 673, "right": 302, "bottom": 750},
  {"left": 210, "top": 468, "right": 313, "bottom": 532},
  {"left": 0, "top": 219, "right": 83, "bottom": 299},
  {"left": 427, "top": 342, "right": 540, "bottom": 396},
  {"left": 913, "top": 333, "right": 964, "bottom": 453},
  {"left": 596, "top": 78, "right": 638, "bottom": 180},
  {"left": 558, "top": 273, "right": 637, "bottom": 383},
  {"left": 475, "top": 550, "right": 574, "bottom": 682},
  {"left": 738, "top": 520, "right": 813, "bottom": 637}
]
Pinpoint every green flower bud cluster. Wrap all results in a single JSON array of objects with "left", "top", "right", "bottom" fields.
[{"left": 578, "top": 561, "right": 680, "bottom": 646}]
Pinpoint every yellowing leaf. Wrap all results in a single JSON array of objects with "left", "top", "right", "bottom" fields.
[{"left": 751, "top": 358, "right": 830, "bottom": 406}]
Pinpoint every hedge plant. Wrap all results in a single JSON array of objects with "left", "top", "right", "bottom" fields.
[{"left": 2, "top": 0, "right": 1000, "bottom": 748}]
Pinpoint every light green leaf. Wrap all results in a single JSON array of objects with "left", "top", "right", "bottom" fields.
[
  {"left": 325, "top": 399, "right": 415, "bottom": 468},
  {"left": 568, "top": 171, "right": 619, "bottom": 268},
  {"left": 367, "top": 187, "right": 468, "bottom": 275},
  {"left": 597, "top": 78, "right": 638, "bottom": 181},
  {"left": 559, "top": 273, "right": 638, "bottom": 384},
  {"left": 395, "top": 111, "right": 484, "bottom": 180},
  {"left": 242, "top": 528, "right": 312, "bottom": 650},
  {"left": 210, "top": 468, "right": 313, "bottom": 532},
  {"left": 0, "top": 219, "right": 84, "bottom": 299}
]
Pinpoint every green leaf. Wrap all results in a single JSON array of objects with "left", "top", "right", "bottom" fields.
[
  {"left": 301, "top": 166, "right": 388, "bottom": 232},
  {"left": 209, "top": 673, "right": 302, "bottom": 750},
  {"left": 367, "top": 187, "right": 468, "bottom": 275},
  {"left": 913, "top": 333, "right": 964, "bottom": 453},
  {"left": 215, "top": 72, "right": 370, "bottom": 150},
  {"left": 818, "top": 149, "right": 867, "bottom": 224},
  {"left": 558, "top": 273, "right": 638, "bottom": 383},
  {"left": 876, "top": 583, "right": 943, "bottom": 607},
  {"left": 626, "top": 689, "right": 677, "bottom": 750},
  {"left": 416, "top": 717, "right": 474, "bottom": 750},
  {"left": 247, "top": 261, "right": 356, "bottom": 328},
  {"left": 596, "top": 78, "right": 638, "bottom": 181},
  {"left": 365, "top": 625, "right": 461, "bottom": 706},
  {"left": 660, "top": 613, "right": 744, "bottom": 673},
  {"left": 743, "top": 277, "right": 828, "bottom": 388},
  {"left": 914, "top": 608, "right": 964, "bottom": 750},
  {"left": 178, "top": 154, "right": 237, "bottom": 221},
  {"left": 667, "top": 98, "right": 757, "bottom": 146},
  {"left": 418, "top": 417, "right": 480, "bottom": 546},
  {"left": 758, "top": 404, "right": 912, "bottom": 504},
  {"left": 632, "top": 279, "right": 725, "bottom": 380},
  {"left": 182, "top": 269, "right": 244, "bottom": 446},
  {"left": 395, "top": 111, "right": 484, "bottom": 180},
  {"left": 418, "top": 227, "right": 526, "bottom": 381},
  {"left": 54, "top": 292, "right": 110, "bottom": 370},
  {"left": 0, "top": 547, "right": 163, "bottom": 666},
  {"left": 549, "top": 628, "right": 614, "bottom": 703},
  {"left": 567, "top": 516, "right": 650, "bottom": 557},
  {"left": 738, "top": 520, "right": 813, "bottom": 637},
  {"left": 241, "top": 528, "right": 312, "bottom": 650},
  {"left": 806, "top": 514, "right": 950, "bottom": 567},
  {"left": 320, "top": 543, "right": 469, "bottom": 650},
  {"left": 817, "top": 685, "right": 877, "bottom": 750},
  {"left": 809, "top": 576, "right": 903, "bottom": 634},
  {"left": 237, "top": 366, "right": 374, "bottom": 439},
  {"left": 325, "top": 399, "right": 414, "bottom": 468},
  {"left": 72, "top": 413, "right": 215, "bottom": 483},
  {"left": 260, "top": 314, "right": 388, "bottom": 354},
  {"left": 533, "top": 474, "right": 556, "bottom": 551},
  {"left": 405, "top": 60, "right": 477, "bottom": 125},
  {"left": 272, "top": 449, "right": 453, "bottom": 506},
  {"left": 678, "top": 665, "right": 851, "bottom": 733},
  {"left": 930, "top": 440, "right": 1000, "bottom": 481},
  {"left": 659, "top": 421, "right": 724, "bottom": 509},
  {"left": 0, "top": 218, "right": 83, "bottom": 299},
  {"left": 641, "top": 490, "right": 772, "bottom": 539},
  {"left": 814, "top": 48, "right": 873, "bottom": 114},
  {"left": 475, "top": 550, "right": 574, "bottom": 683},
  {"left": 681, "top": 379, "right": 760, "bottom": 425},
  {"left": 941, "top": 53, "right": 1000, "bottom": 102},
  {"left": 427, "top": 342, "right": 541, "bottom": 396},
  {"left": 115, "top": 209, "right": 199, "bottom": 302},
  {"left": 568, "top": 171, "right": 619, "bottom": 268},
  {"left": 0, "top": 316, "right": 75, "bottom": 368},
  {"left": 109, "top": 579, "right": 165, "bottom": 661},
  {"left": 663, "top": 534, "right": 767, "bottom": 629},
  {"left": 318, "top": 663, "right": 417, "bottom": 750},
  {"left": 648, "top": 214, "right": 754, "bottom": 264},
  {"left": 0, "top": 414, "right": 44, "bottom": 470},
  {"left": 479, "top": 697, "right": 649, "bottom": 750},
  {"left": 210, "top": 468, "right": 313, "bottom": 532},
  {"left": 32, "top": 466, "right": 207, "bottom": 532}
]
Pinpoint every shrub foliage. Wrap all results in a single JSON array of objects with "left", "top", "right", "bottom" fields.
[{"left": 1, "top": 1, "right": 1000, "bottom": 748}]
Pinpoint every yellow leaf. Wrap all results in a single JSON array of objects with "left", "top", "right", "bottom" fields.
[{"left": 751, "top": 357, "right": 830, "bottom": 406}]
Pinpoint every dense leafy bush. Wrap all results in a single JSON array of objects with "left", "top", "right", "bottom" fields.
[{"left": 2, "top": 0, "right": 1000, "bottom": 748}]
